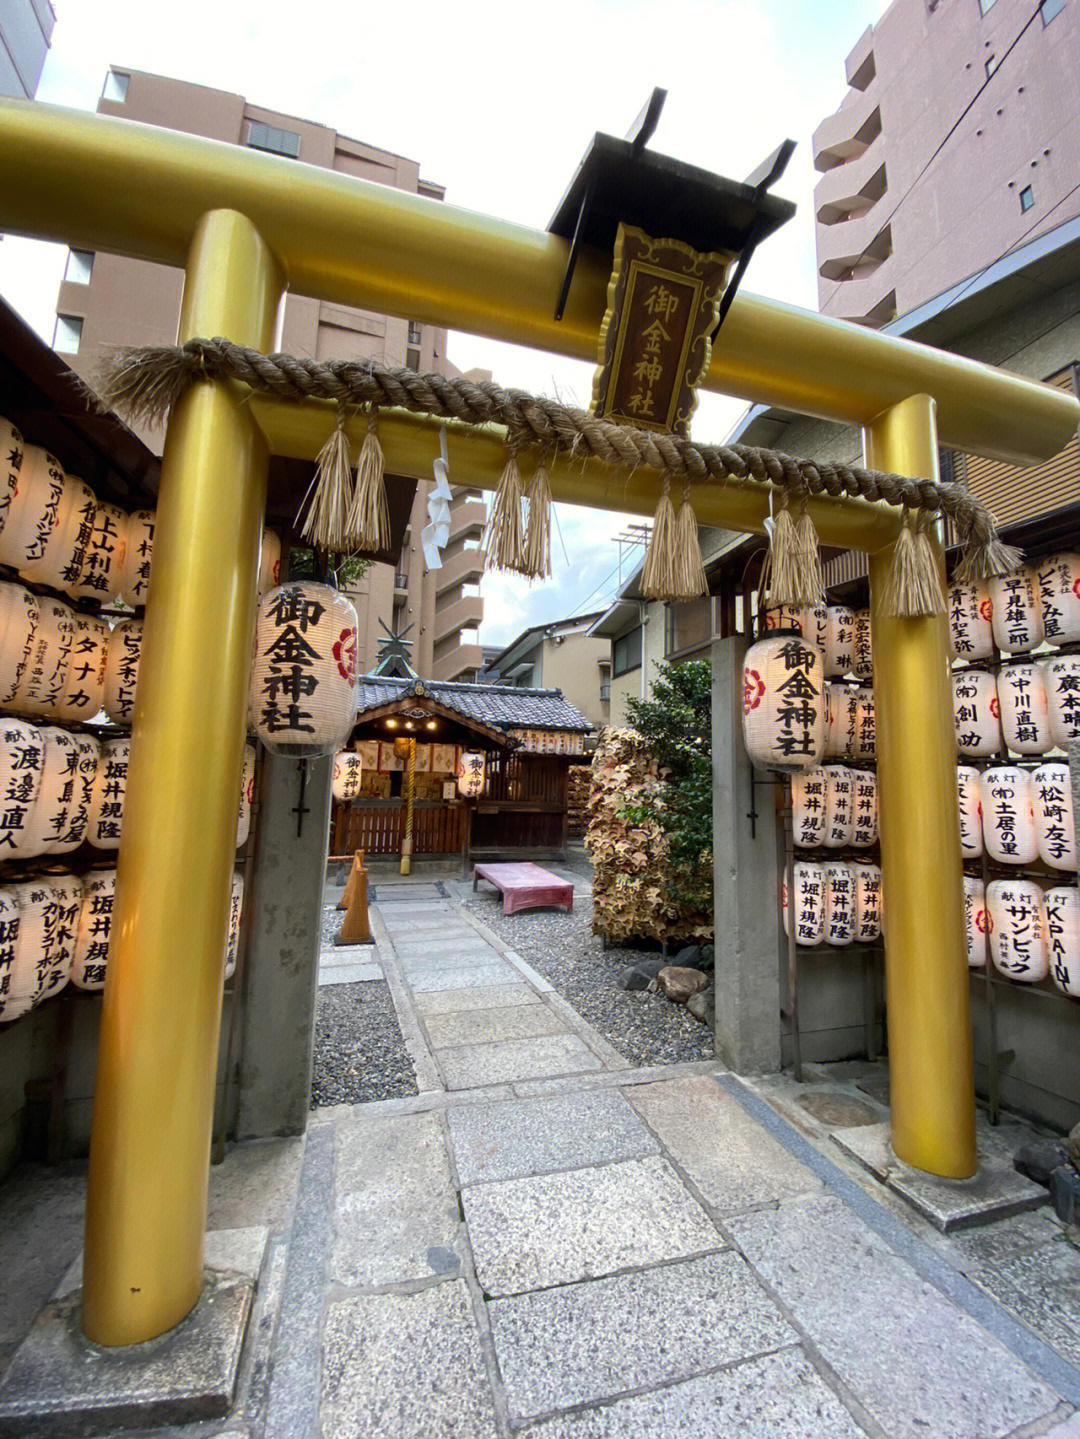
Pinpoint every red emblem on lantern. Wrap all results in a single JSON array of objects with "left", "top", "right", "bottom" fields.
[
  {"left": 333, "top": 628, "right": 357, "bottom": 685},
  {"left": 246, "top": 775, "right": 255, "bottom": 805},
  {"left": 1073, "top": 576, "right": 1080, "bottom": 602},
  {"left": 979, "top": 598, "right": 993, "bottom": 622},
  {"left": 976, "top": 909, "right": 990, "bottom": 934},
  {"left": 743, "top": 669, "right": 765, "bottom": 715},
  {"left": 989, "top": 696, "right": 1000, "bottom": 719}
]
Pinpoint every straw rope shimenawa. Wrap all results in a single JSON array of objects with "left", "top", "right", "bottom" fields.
[{"left": 96, "top": 340, "right": 1024, "bottom": 611}]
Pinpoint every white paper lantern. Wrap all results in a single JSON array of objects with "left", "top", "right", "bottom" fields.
[
  {"left": 853, "top": 861, "right": 883, "bottom": 942},
  {"left": 20, "top": 727, "right": 79, "bottom": 857},
  {"left": 799, "top": 602, "right": 829, "bottom": 665},
  {"left": 1045, "top": 886, "right": 1080, "bottom": 998},
  {"left": 118, "top": 509, "right": 155, "bottom": 608},
  {"left": 103, "top": 619, "right": 141, "bottom": 725},
  {"left": 0, "top": 721, "right": 45, "bottom": 858},
  {"left": 66, "top": 501, "right": 128, "bottom": 603},
  {"left": 249, "top": 582, "right": 359, "bottom": 757},
  {"left": 824, "top": 861, "right": 856, "bottom": 946},
  {"left": 258, "top": 529, "right": 282, "bottom": 596},
  {"left": 37, "top": 873, "right": 81, "bottom": 1005},
  {"left": 782, "top": 861, "right": 825, "bottom": 947},
  {"left": 13, "top": 598, "right": 74, "bottom": 718},
  {"left": 763, "top": 605, "right": 802, "bottom": 634},
  {"left": 0, "top": 445, "right": 66, "bottom": 569},
  {"left": 72, "top": 869, "right": 115, "bottom": 990},
  {"left": 0, "top": 415, "right": 23, "bottom": 538},
  {"left": 990, "top": 568, "right": 1044, "bottom": 655},
  {"left": 456, "top": 750, "right": 485, "bottom": 798},
  {"left": 1034, "top": 553, "right": 1080, "bottom": 647},
  {"left": 20, "top": 474, "right": 96, "bottom": 593},
  {"left": 0, "top": 890, "right": 20, "bottom": 1020},
  {"left": 825, "top": 683, "right": 859, "bottom": 759},
  {"left": 996, "top": 664, "right": 1050, "bottom": 756},
  {"left": 963, "top": 876, "right": 988, "bottom": 969},
  {"left": 987, "top": 878, "right": 1048, "bottom": 983},
  {"left": 853, "top": 687, "right": 876, "bottom": 759},
  {"left": 948, "top": 581, "right": 994, "bottom": 663},
  {"left": 0, "top": 583, "right": 40, "bottom": 705},
  {"left": 851, "top": 770, "right": 878, "bottom": 848},
  {"left": 825, "top": 605, "right": 857, "bottom": 678},
  {"left": 46, "top": 734, "right": 99, "bottom": 855},
  {"left": 741, "top": 634, "right": 826, "bottom": 772},
  {"left": 979, "top": 766, "right": 1038, "bottom": 866},
  {"left": 56, "top": 480, "right": 99, "bottom": 593},
  {"left": 823, "top": 765, "right": 855, "bottom": 848},
  {"left": 236, "top": 742, "right": 257, "bottom": 848},
  {"left": 1043, "top": 655, "right": 1080, "bottom": 749},
  {"left": 1032, "top": 763, "right": 1076, "bottom": 873},
  {"left": 332, "top": 750, "right": 363, "bottom": 803},
  {"left": 851, "top": 609, "right": 873, "bottom": 680},
  {"left": 87, "top": 736, "right": 129, "bottom": 850},
  {"left": 224, "top": 871, "right": 244, "bottom": 981},
  {"left": 956, "top": 765, "right": 983, "bottom": 859},
  {"left": 791, "top": 767, "right": 827, "bottom": 848},
  {"left": 54, "top": 613, "right": 109, "bottom": 723},
  {"left": 952, "top": 670, "right": 1002, "bottom": 759},
  {"left": 3, "top": 880, "right": 56, "bottom": 1021}
]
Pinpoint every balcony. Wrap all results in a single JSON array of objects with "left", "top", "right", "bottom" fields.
[
  {"left": 393, "top": 571, "right": 409, "bottom": 596},
  {"left": 813, "top": 92, "right": 881, "bottom": 171},
  {"left": 821, "top": 267, "right": 897, "bottom": 327},
  {"left": 434, "top": 544, "right": 484, "bottom": 595},
  {"left": 845, "top": 26, "right": 876, "bottom": 90},
  {"left": 432, "top": 641, "right": 485, "bottom": 683},
  {"left": 449, "top": 498, "right": 486, "bottom": 542},
  {"left": 818, "top": 220, "right": 892, "bottom": 282},
  {"left": 814, "top": 144, "right": 885, "bottom": 221},
  {"left": 433, "top": 594, "right": 484, "bottom": 639}
]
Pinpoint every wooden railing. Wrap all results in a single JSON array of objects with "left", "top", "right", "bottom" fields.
[{"left": 330, "top": 800, "right": 466, "bottom": 857}]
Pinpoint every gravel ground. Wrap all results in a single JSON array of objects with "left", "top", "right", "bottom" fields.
[
  {"left": 310, "top": 979, "right": 418, "bottom": 1108},
  {"left": 463, "top": 889, "right": 715, "bottom": 1068}
]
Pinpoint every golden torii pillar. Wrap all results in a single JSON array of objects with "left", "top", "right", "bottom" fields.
[{"left": 0, "top": 99, "right": 1075, "bottom": 1345}]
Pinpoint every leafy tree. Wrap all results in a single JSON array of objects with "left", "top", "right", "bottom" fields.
[{"left": 288, "top": 548, "right": 372, "bottom": 590}]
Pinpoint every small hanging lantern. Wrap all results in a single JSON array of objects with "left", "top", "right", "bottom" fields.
[
  {"left": 72, "top": 869, "right": 115, "bottom": 991},
  {"left": 952, "top": 670, "right": 1002, "bottom": 758},
  {"left": 21, "top": 727, "right": 79, "bottom": 858},
  {"left": 117, "top": 508, "right": 155, "bottom": 608},
  {"left": 19, "top": 471, "right": 95, "bottom": 592},
  {"left": 103, "top": 619, "right": 142, "bottom": 726},
  {"left": 1042, "top": 655, "right": 1080, "bottom": 749},
  {"left": 0, "top": 415, "right": 22, "bottom": 536},
  {"left": 741, "top": 634, "right": 826, "bottom": 773},
  {"left": 236, "top": 743, "right": 257, "bottom": 849},
  {"left": 799, "top": 601, "right": 829, "bottom": 664},
  {"left": 851, "top": 770, "right": 878, "bottom": 848},
  {"left": 782, "top": 861, "right": 824, "bottom": 947},
  {"left": 791, "top": 767, "right": 827, "bottom": 848},
  {"left": 853, "top": 687, "right": 876, "bottom": 760},
  {"left": 332, "top": 749, "right": 364, "bottom": 803},
  {"left": 1046, "top": 886, "right": 1080, "bottom": 998},
  {"left": 990, "top": 568, "right": 1044, "bottom": 655},
  {"left": 55, "top": 614, "right": 109, "bottom": 723},
  {"left": 824, "top": 683, "right": 859, "bottom": 760},
  {"left": 14, "top": 598, "right": 75, "bottom": 719},
  {"left": 0, "top": 721, "right": 45, "bottom": 858},
  {"left": 1035, "top": 552, "right": 1080, "bottom": 647},
  {"left": 3, "top": 879, "right": 56, "bottom": 1021},
  {"left": 956, "top": 765, "right": 983, "bottom": 859},
  {"left": 763, "top": 605, "right": 802, "bottom": 634},
  {"left": 987, "top": 878, "right": 1048, "bottom": 983},
  {"left": 0, "top": 888, "right": 19, "bottom": 1021},
  {"left": 851, "top": 609, "right": 873, "bottom": 680},
  {"left": 66, "top": 501, "right": 129, "bottom": 604},
  {"left": 947, "top": 581, "right": 994, "bottom": 663},
  {"left": 250, "top": 582, "right": 359, "bottom": 757},
  {"left": 824, "top": 861, "right": 856, "bottom": 946},
  {"left": 853, "top": 861, "right": 883, "bottom": 942},
  {"left": 37, "top": 873, "right": 82, "bottom": 1006},
  {"left": 824, "top": 605, "right": 856, "bottom": 678},
  {"left": 88, "top": 736, "right": 129, "bottom": 850},
  {"left": 46, "top": 734, "right": 99, "bottom": 855},
  {"left": 1032, "top": 762, "right": 1076, "bottom": 873},
  {"left": 963, "top": 876, "right": 988, "bottom": 969},
  {"left": 0, "top": 583, "right": 40, "bottom": 706},
  {"left": 996, "top": 664, "right": 1050, "bottom": 756},
  {"left": 823, "top": 765, "right": 855, "bottom": 848},
  {"left": 456, "top": 750, "right": 486, "bottom": 799},
  {"left": 979, "top": 766, "right": 1038, "bottom": 866},
  {"left": 258, "top": 529, "right": 282, "bottom": 596},
  {"left": 224, "top": 871, "right": 244, "bottom": 981},
  {"left": 0, "top": 445, "right": 65, "bottom": 570}
]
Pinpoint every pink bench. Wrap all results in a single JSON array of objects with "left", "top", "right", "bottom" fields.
[{"left": 472, "top": 861, "right": 574, "bottom": 916}]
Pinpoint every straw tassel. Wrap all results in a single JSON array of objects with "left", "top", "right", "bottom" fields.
[
  {"left": 484, "top": 449, "right": 525, "bottom": 574},
  {"left": 641, "top": 474, "right": 679, "bottom": 600},
  {"left": 885, "top": 507, "right": 946, "bottom": 616},
  {"left": 910, "top": 508, "right": 946, "bottom": 615},
  {"left": 672, "top": 480, "right": 708, "bottom": 600},
  {"left": 523, "top": 461, "right": 552, "bottom": 580},
  {"left": 765, "top": 493, "right": 802, "bottom": 608},
  {"left": 953, "top": 522, "right": 1023, "bottom": 585},
  {"left": 792, "top": 497, "right": 825, "bottom": 606},
  {"left": 298, "top": 404, "right": 354, "bottom": 552},
  {"left": 345, "top": 408, "right": 390, "bottom": 553}
]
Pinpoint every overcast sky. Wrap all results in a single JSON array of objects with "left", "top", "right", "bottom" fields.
[{"left": 0, "top": 0, "right": 890, "bottom": 645}]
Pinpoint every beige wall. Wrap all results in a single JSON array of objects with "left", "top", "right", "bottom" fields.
[
  {"left": 535, "top": 631, "right": 611, "bottom": 730},
  {"left": 608, "top": 602, "right": 666, "bottom": 729}
]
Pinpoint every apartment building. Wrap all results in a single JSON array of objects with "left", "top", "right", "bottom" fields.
[
  {"left": 52, "top": 68, "right": 485, "bottom": 681},
  {"left": 0, "top": 0, "right": 53, "bottom": 98},
  {"left": 813, "top": 0, "right": 1080, "bottom": 325},
  {"left": 485, "top": 612, "right": 611, "bottom": 729}
]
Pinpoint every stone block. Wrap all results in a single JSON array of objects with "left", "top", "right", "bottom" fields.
[
  {"left": 887, "top": 1150, "right": 1048, "bottom": 1232},
  {"left": 1015, "top": 1142, "right": 1071, "bottom": 1188},
  {"left": 1051, "top": 1166, "right": 1080, "bottom": 1227},
  {"left": 437, "top": 1034, "right": 603, "bottom": 1091},
  {"left": 424, "top": 1005, "right": 566, "bottom": 1049},
  {"left": 408, "top": 964, "right": 521, "bottom": 993},
  {"left": 413, "top": 984, "right": 541, "bottom": 1016}
]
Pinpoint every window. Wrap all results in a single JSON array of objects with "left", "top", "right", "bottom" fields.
[
  {"left": 985, "top": 55, "right": 997, "bottom": 77},
  {"left": 599, "top": 679, "right": 611, "bottom": 702},
  {"left": 246, "top": 122, "right": 301, "bottom": 158},
  {"left": 978, "top": 0, "right": 997, "bottom": 13},
  {"left": 1019, "top": 184, "right": 1035, "bottom": 212},
  {"left": 405, "top": 347, "right": 421, "bottom": 371},
  {"left": 64, "top": 249, "right": 94, "bottom": 285},
  {"left": 408, "top": 321, "right": 422, "bottom": 345},
  {"left": 53, "top": 315, "right": 83, "bottom": 355},
  {"left": 102, "top": 70, "right": 129, "bottom": 102},
  {"left": 613, "top": 626, "right": 643, "bottom": 677},
  {"left": 1040, "top": 0, "right": 1065, "bottom": 22}
]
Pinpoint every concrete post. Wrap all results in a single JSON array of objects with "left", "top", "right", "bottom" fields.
[
  {"left": 236, "top": 753, "right": 333, "bottom": 1139},
  {"left": 711, "top": 635, "right": 784, "bottom": 1073}
]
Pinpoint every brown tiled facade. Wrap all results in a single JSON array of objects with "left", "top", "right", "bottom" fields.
[
  {"left": 53, "top": 68, "right": 485, "bottom": 681},
  {"left": 814, "top": 0, "right": 1080, "bottom": 324}
]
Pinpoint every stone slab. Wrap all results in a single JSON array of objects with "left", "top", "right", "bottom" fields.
[
  {"left": 627, "top": 1076, "right": 821, "bottom": 1213},
  {"left": 318, "top": 962, "right": 382, "bottom": 985},
  {"left": 972, "top": 1241, "right": 1080, "bottom": 1369},
  {"left": 425, "top": 1004, "right": 567, "bottom": 1049},
  {"left": 728, "top": 1193, "right": 1061, "bottom": 1439},
  {"left": 437, "top": 1034, "right": 604, "bottom": 1090},
  {"left": 487, "top": 1250, "right": 794, "bottom": 1423},
  {"left": 408, "top": 964, "right": 521, "bottom": 993},
  {"left": 319, "top": 946, "right": 381, "bottom": 968},
  {"left": 448, "top": 1089, "right": 659, "bottom": 1187},
  {"left": 524, "top": 1345, "right": 866, "bottom": 1438},
  {"left": 1044, "top": 1414, "right": 1080, "bottom": 1437},
  {"left": 332, "top": 1110, "right": 462, "bottom": 1288},
  {"left": 946, "top": 1208, "right": 1066, "bottom": 1273},
  {"left": 832, "top": 1121, "right": 892, "bottom": 1180},
  {"left": 887, "top": 1150, "right": 1048, "bottom": 1232},
  {"left": 464, "top": 1154, "right": 721, "bottom": 1296},
  {"left": 0, "top": 1163, "right": 86, "bottom": 1352},
  {"left": 55, "top": 1228, "right": 268, "bottom": 1299},
  {"left": 414, "top": 984, "right": 542, "bottom": 1016},
  {"left": 396, "top": 950, "right": 502, "bottom": 973},
  {"left": 320, "top": 1282, "right": 498, "bottom": 1439}
]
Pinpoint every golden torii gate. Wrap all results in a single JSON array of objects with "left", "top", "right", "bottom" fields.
[{"left": 1, "top": 100, "right": 1076, "bottom": 1348}]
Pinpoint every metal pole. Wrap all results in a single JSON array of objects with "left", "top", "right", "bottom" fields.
[
  {"left": 865, "top": 395, "right": 976, "bottom": 1179},
  {"left": 82, "top": 210, "right": 283, "bottom": 1345},
  {"left": 400, "top": 737, "right": 416, "bottom": 875}
]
